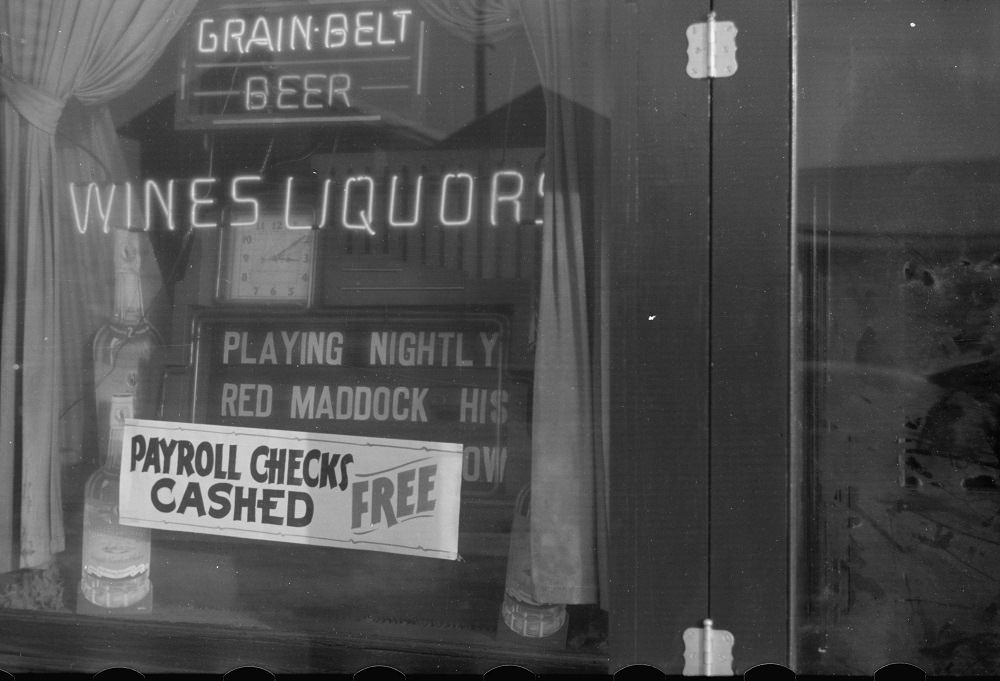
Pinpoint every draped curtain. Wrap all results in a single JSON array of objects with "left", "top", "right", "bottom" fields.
[
  {"left": 517, "top": 1, "right": 612, "bottom": 606},
  {"left": 417, "top": 0, "right": 522, "bottom": 43},
  {"left": 418, "top": 0, "right": 612, "bottom": 607},
  {"left": 0, "top": 0, "right": 196, "bottom": 571}
]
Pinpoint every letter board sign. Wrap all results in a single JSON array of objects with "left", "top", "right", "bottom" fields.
[{"left": 190, "top": 311, "right": 525, "bottom": 497}]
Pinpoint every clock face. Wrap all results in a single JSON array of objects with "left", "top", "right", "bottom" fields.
[{"left": 220, "top": 214, "right": 317, "bottom": 304}]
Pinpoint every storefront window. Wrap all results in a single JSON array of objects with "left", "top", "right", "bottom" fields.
[
  {"left": 0, "top": 1, "right": 610, "bottom": 671},
  {"left": 795, "top": 2, "right": 1000, "bottom": 674}
]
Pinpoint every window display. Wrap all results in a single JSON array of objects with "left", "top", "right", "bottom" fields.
[{"left": 1, "top": 0, "right": 613, "bottom": 673}]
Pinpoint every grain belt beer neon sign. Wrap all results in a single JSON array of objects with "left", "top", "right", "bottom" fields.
[{"left": 177, "top": 2, "right": 427, "bottom": 128}]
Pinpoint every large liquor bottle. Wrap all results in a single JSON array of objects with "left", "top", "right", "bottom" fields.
[
  {"left": 92, "top": 230, "right": 162, "bottom": 456},
  {"left": 79, "top": 394, "right": 152, "bottom": 610}
]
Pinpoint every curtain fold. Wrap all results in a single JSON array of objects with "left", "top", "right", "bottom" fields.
[
  {"left": 418, "top": 0, "right": 522, "bottom": 43},
  {"left": 517, "top": 0, "right": 612, "bottom": 606},
  {"left": 0, "top": 0, "right": 195, "bottom": 571}
]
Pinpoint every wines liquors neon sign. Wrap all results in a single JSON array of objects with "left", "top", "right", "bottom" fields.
[{"left": 66, "top": 149, "right": 545, "bottom": 236}]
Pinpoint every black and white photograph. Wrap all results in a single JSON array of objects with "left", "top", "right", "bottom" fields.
[{"left": 0, "top": 1, "right": 996, "bottom": 677}]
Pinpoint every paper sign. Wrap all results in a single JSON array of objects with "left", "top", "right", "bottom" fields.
[{"left": 118, "top": 419, "right": 463, "bottom": 560}]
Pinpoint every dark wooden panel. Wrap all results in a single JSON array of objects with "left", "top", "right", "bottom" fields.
[
  {"left": 708, "top": 1, "right": 792, "bottom": 671},
  {"left": 607, "top": 0, "right": 711, "bottom": 673}
]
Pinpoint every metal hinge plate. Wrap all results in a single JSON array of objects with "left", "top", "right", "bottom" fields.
[
  {"left": 683, "top": 619, "right": 735, "bottom": 676},
  {"left": 686, "top": 13, "right": 738, "bottom": 79}
]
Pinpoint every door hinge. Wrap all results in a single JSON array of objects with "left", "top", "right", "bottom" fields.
[
  {"left": 686, "top": 12, "right": 738, "bottom": 79},
  {"left": 683, "top": 619, "right": 735, "bottom": 676}
]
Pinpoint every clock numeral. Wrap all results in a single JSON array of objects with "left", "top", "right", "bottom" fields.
[
  {"left": 241, "top": 273, "right": 248, "bottom": 282},
  {"left": 270, "top": 287, "right": 278, "bottom": 296}
]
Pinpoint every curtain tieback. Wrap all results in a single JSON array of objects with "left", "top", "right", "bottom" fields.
[{"left": 0, "top": 68, "right": 65, "bottom": 136}]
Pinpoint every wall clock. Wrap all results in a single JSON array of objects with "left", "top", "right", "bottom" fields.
[{"left": 218, "top": 212, "right": 317, "bottom": 305}]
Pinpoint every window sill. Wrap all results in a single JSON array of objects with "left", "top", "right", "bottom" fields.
[{"left": 0, "top": 608, "right": 609, "bottom": 675}]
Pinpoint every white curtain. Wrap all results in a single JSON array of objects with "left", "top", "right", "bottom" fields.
[
  {"left": 418, "top": 0, "right": 522, "bottom": 43},
  {"left": 0, "top": 0, "right": 196, "bottom": 571},
  {"left": 518, "top": 0, "right": 612, "bottom": 606},
  {"left": 417, "top": 0, "right": 612, "bottom": 607}
]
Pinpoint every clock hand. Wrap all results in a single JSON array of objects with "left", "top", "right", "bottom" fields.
[{"left": 265, "top": 234, "right": 309, "bottom": 261}]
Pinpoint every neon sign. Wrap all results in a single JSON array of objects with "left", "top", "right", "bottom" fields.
[
  {"left": 194, "top": 11, "right": 414, "bottom": 54},
  {"left": 177, "top": 3, "right": 426, "bottom": 129},
  {"left": 66, "top": 149, "right": 545, "bottom": 235}
]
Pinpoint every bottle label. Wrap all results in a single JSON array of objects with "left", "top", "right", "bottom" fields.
[{"left": 82, "top": 508, "right": 150, "bottom": 580}]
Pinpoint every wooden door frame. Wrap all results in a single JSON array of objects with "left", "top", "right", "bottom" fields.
[
  {"left": 709, "top": 0, "right": 793, "bottom": 671},
  {"left": 606, "top": 0, "right": 713, "bottom": 673},
  {"left": 607, "top": 1, "right": 794, "bottom": 673}
]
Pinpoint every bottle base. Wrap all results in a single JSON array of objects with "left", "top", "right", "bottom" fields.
[
  {"left": 494, "top": 597, "right": 568, "bottom": 648},
  {"left": 76, "top": 582, "right": 153, "bottom": 617},
  {"left": 501, "top": 592, "right": 566, "bottom": 638}
]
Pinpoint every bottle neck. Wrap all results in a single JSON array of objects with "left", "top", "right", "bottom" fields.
[
  {"left": 113, "top": 269, "right": 144, "bottom": 327},
  {"left": 105, "top": 396, "right": 134, "bottom": 470}
]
